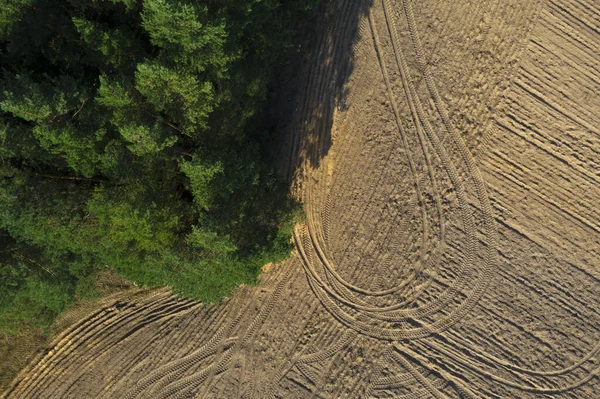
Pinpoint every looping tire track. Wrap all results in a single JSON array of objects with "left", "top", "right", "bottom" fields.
[
  {"left": 296, "top": 0, "right": 498, "bottom": 342},
  {"left": 298, "top": 0, "right": 600, "bottom": 396}
]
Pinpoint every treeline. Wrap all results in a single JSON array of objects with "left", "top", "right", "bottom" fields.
[{"left": 0, "top": 0, "right": 316, "bottom": 335}]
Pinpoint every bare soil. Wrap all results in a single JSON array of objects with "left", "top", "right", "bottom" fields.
[{"left": 3, "top": 0, "right": 600, "bottom": 397}]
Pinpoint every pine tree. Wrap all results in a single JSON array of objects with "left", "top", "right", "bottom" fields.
[{"left": 0, "top": 0, "right": 315, "bottom": 335}]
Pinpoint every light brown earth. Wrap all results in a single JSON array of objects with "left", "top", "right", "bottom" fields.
[{"left": 3, "top": 0, "right": 600, "bottom": 397}]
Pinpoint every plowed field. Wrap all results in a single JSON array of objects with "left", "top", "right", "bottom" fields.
[{"left": 3, "top": 0, "right": 600, "bottom": 397}]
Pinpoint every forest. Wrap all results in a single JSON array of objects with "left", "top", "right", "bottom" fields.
[{"left": 0, "top": 0, "right": 316, "bottom": 336}]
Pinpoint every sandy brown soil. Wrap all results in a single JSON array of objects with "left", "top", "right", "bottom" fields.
[{"left": 3, "top": 0, "right": 600, "bottom": 397}]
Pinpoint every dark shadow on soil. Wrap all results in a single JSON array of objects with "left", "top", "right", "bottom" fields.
[{"left": 266, "top": 0, "right": 373, "bottom": 183}]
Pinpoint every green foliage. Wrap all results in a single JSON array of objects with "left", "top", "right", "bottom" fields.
[
  {"left": 141, "top": 0, "right": 229, "bottom": 76},
  {"left": 135, "top": 61, "right": 215, "bottom": 133},
  {"left": 0, "top": 77, "right": 67, "bottom": 123},
  {"left": 0, "top": 275, "right": 72, "bottom": 335},
  {"left": 0, "top": 0, "right": 316, "bottom": 336},
  {"left": 32, "top": 124, "right": 102, "bottom": 177},
  {"left": 187, "top": 226, "right": 236, "bottom": 257},
  {"left": 180, "top": 157, "right": 223, "bottom": 211},
  {"left": 0, "top": 0, "right": 32, "bottom": 40},
  {"left": 72, "top": 18, "right": 141, "bottom": 69}
]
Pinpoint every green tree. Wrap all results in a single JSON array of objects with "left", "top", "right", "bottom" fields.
[{"left": 0, "top": 0, "right": 315, "bottom": 340}]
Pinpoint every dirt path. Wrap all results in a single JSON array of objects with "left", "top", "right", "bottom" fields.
[{"left": 3, "top": 0, "right": 600, "bottom": 397}]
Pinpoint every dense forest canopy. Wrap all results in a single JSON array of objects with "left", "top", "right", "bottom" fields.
[{"left": 0, "top": 0, "right": 316, "bottom": 335}]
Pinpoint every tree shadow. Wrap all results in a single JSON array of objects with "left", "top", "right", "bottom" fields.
[{"left": 267, "top": 0, "right": 373, "bottom": 183}]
